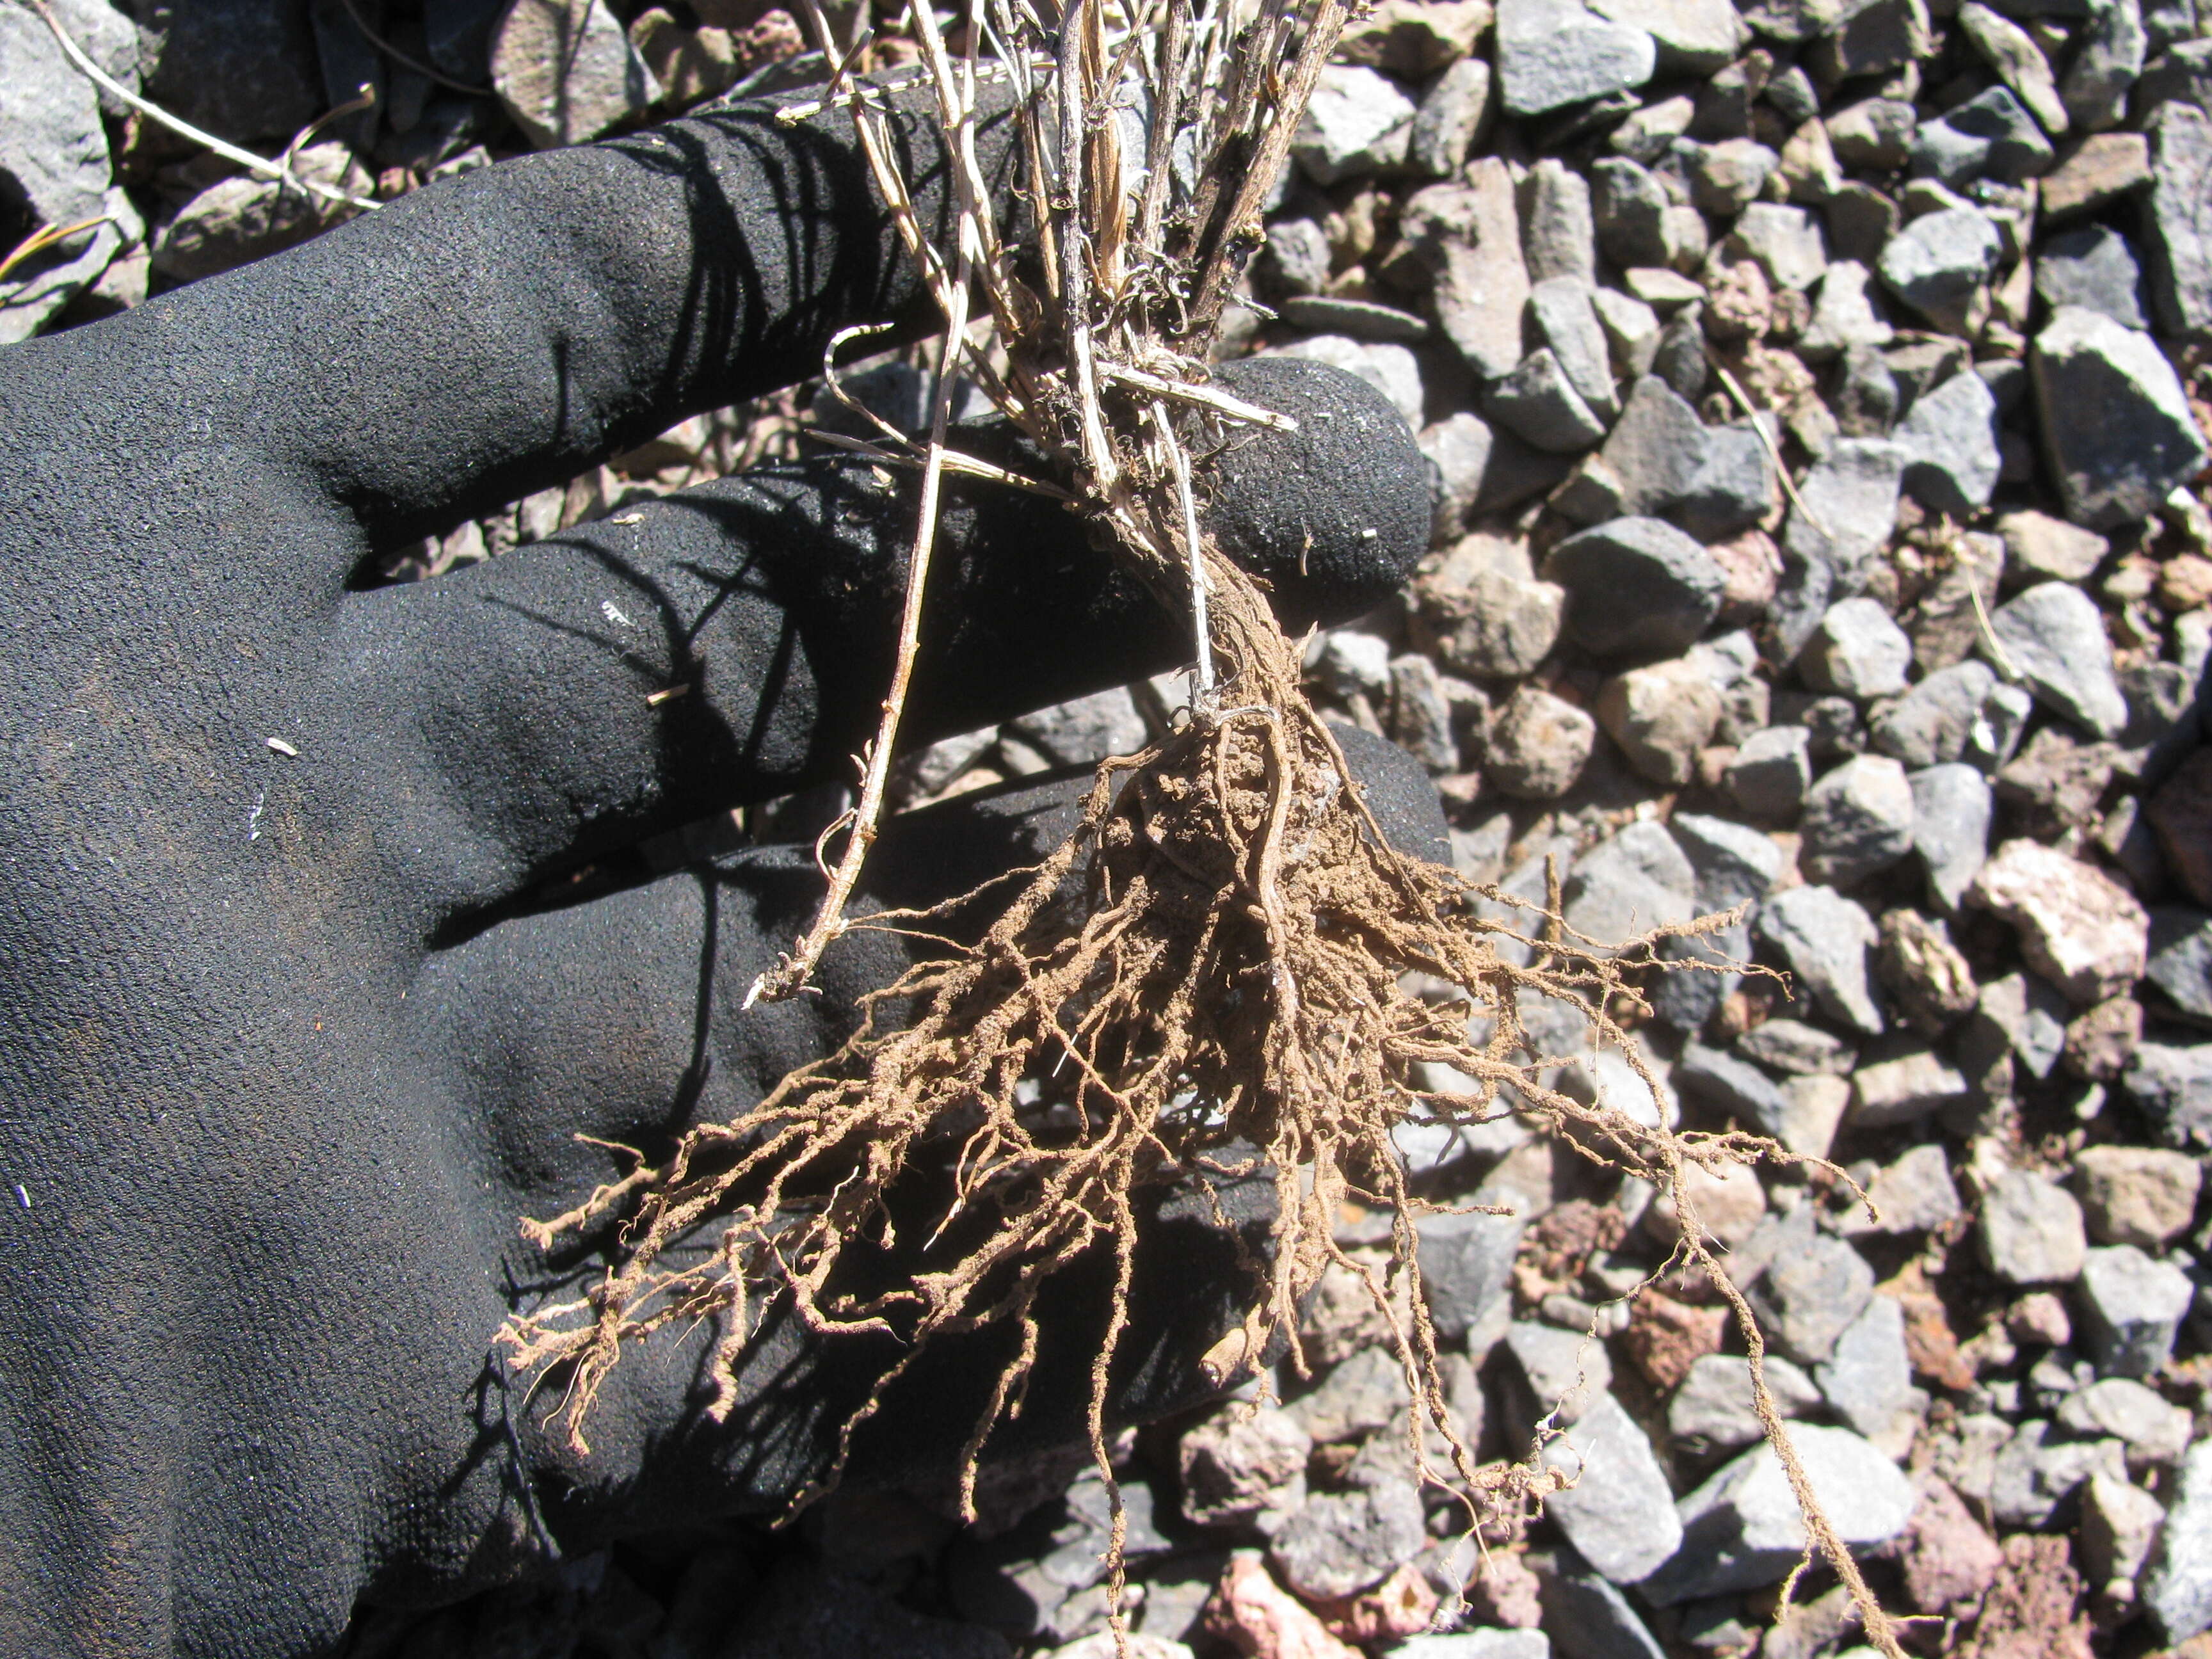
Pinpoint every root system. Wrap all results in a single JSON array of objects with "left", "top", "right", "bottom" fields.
[{"left": 502, "top": 0, "right": 1907, "bottom": 1650}]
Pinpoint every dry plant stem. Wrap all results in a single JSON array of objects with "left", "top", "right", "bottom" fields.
[{"left": 22, "top": 0, "right": 380, "bottom": 212}]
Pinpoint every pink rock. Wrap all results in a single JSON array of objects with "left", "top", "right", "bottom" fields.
[
  {"left": 1897, "top": 1474, "right": 2006, "bottom": 1614},
  {"left": 1313, "top": 1562, "right": 1439, "bottom": 1644},
  {"left": 1205, "top": 1553, "right": 1363, "bottom": 1659},
  {"left": 1968, "top": 839, "right": 2148, "bottom": 1004}
]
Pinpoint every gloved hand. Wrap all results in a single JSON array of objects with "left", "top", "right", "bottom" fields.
[{"left": 0, "top": 88, "right": 1438, "bottom": 1658}]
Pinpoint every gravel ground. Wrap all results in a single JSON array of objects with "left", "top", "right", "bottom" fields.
[{"left": 10, "top": 1, "right": 2212, "bottom": 1656}]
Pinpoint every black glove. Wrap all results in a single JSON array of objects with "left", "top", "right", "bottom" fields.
[{"left": 0, "top": 89, "right": 1436, "bottom": 1659}]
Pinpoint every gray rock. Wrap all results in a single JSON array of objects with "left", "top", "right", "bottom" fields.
[
  {"left": 1801, "top": 598, "right": 1912, "bottom": 700},
  {"left": 1651, "top": 305, "right": 1709, "bottom": 401},
  {"left": 1416, "top": 1207, "right": 1525, "bottom": 1344},
  {"left": 1984, "top": 581, "right": 2128, "bottom": 739},
  {"left": 1422, "top": 164, "right": 1534, "bottom": 383},
  {"left": 1545, "top": 517, "right": 1724, "bottom": 658},
  {"left": 2035, "top": 225, "right": 2149, "bottom": 330},
  {"left": 2031, "top": 305, "right": 2211, "bottom": 530},
  {"left": 1591, "top": 287, "right": 1662, "bottom": 379},
  {"left": 1843, "top": 1142, "right": 1962, "bottom": 1234},
  {"left": 2059, "top": 1376, "right": 2193, "bottom": 1466},
  {"left": 1895, "top": 371, "right": 2003, "bottom": 517},
  {"left": 1394, "top": 1635, "right": 1553, "bottom": 1659},
  {"left": 1592, "top": 157, "right": 1690, "bottom": 272},
  {"left": 1419, "top": 412, "right": 1498, "bottom": 537},
  {"left": 1980, "top": 1170, "right": 2088, "bottom": 1285},
  {"left": 1671, "top": 813, "right": 1784, "bottom": 911},
  {"left": 2145, "top": 102, "right": 2212, "bottom": 338},
  {"left": 2142, "top": 1437, "right": 2212, "bottom": 1643},
  {"left": 1848, "top": 1046, "right": 1971, "bottom": 1129},
  {"left": 1911, "top": 86, "right": 2055, "bottom": 188},
  {"left": 2125, "top": 1038, "right": 2212, "bottom": 1150},
  {"left": 1410, "top": 56, "right": 1496, "bottom": 177},
  {"left": 1875, "top": 662, "right": 1997, "bottom": 769},
  {"left": 1828, "top": 99, "right": 1918, "bottom": 170},
  {"left": 1265, "top": 335, "right": 1427, "bottom": 430},
  {"left": 1679, "top": 138, "right": 1779, "bottom": 216},
  {"left": 2083, "top": 1472, "right": 2168, "bottom": 1592},
  {"left": 1668, "top": 1352, "right": 1822, "bottom": 1455},
  {"left": 1486, "top": 687, "right": 1597, "bottom": 799},
  {"left": 1269, "top": 1477, "right": 1427, "bottom": 1599},
  {"left": 1293, "top": 65, "right": 1418, "bottom": 184},
  {"left": 1878, "top": 207, "right": 2004, "bottom": 335},
  {"left": 1815, "top": 1294, "right": 1916, "bottom": 1439},
  {"left": 1801, "top": 754, "right": 1916, "bottom": 888},
  {"left": 134, "top": 0, "right": 323, "bottom": 143},
  {"left": 1989, "top": 1418, "right": 2130, "bottom": 1528},
  {"left": 1293, "top": 1346, "right": 1410, "bottom": 1445},
  {"left": 1729, "top": 202, "right": 1828, "bottom": 293},
  {"left": 493, "top": 0, "right": 660, "bottom": 148},
  {"left": 1559, "top": 1046, "right": 1679, "bottom": 1132},
  {"left": 1831, "top": 343, "right": 1902, "bottom": 438},
  {"left": 1972, "top": 970, "right": 2073, "bottom": 1079},
  {"left": 1783, "top": 439, "right": 1907, "bottom": 596},
  {"left": 0, "top": 4, "right": 134, "bottom": 342},
  {"left": 1676, "top": 422, "right": 1776, "bottom": 541},
  {"left": 1751, "top": 1231, "right": 1876, "bottom": 1363},
  {"left": 2062, "top": 0, "right": 2147, "bottom": 130},
  {"left": 1591, "top": 0, "right": 1741, "bottom": 68},
  {"left": 1310, "top": 630, "right": 1392, "bottom": 703},
  {"left": 1966, "top": 682, "right": 2034, "bottom": 774},
  {"left": 1009, "top": 688, "right": 1149, "bottom": 766},
  {"left": 1758, "top": 885, "right": 1885, "bottom": 1033},
  {"left": 1525, "top": 160, "right": 1598, "bottom": 284},
  {"left": 1641, "top": 1426, "right": 1916, "bottom": 1604},
  {"left": 2079, "top": 1244, "right": 2195, "bottom": 1377},
  {"left": 1487, "top": 348, "right": 1610, "bottom": 454},
  {"left": 1530, "top": 279, "right": 1622, "bottom": 423},
  {"left": 1594, "top": 375, "right": 1708, "bottom": 517},
  {"left": 1799, "top": 262, "right": 1895, "bottom": 360},
  {"left": 1280, "top": 295, "right": 1431, "bottom": 342},
  {"left": 1389, "top": 652, "right": 1459, "bottom": 771},
  {"left": 1808, "top": 0, "right": 1932, "bottom": 81},
  {"left": 1728, "top": 725, "right": 1815, "bottom": 819},
  {"left": 1565, "top": 821, "right": 1698, "bottom": 949},
  {"left": 1960, "top": 1, "right": 2068, "bottom": 134},
  {"left": 1908, "top": 763, "right": 1994, "bottom": 913},
  {"left": 1532, "top": 1559, "right": 1667, "bottom": 1659},
  {"left": 1262, "top": 218, "right": 1333, "bottom": 297},
  {"left": 1542, "top": 1392, "right": 1685, "bottom": 1583},
  {"left": 1654, "top": 924, "right": 1748, "bottom": 1031},
  {"left": 1178, "top": 1404, "right": 1311, "bottom": 1525},
  {"left": 1496, "top": 0, "right": 1657, "bottom": 116},
  {"left": 2149, "top": 908, "right": 2212, "bottom": 1025},
  {"left": 1676, "top": 1041, "right": 1795, "bottom": 1134},
  {"left": 1507, "top": 1320, "right": 1615, "bottom": 1427},
  {"left": 1739, "top": 1019, "right": 1856, "bottom": 1075}
]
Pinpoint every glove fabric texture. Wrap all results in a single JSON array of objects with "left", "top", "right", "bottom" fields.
[{"left": 0, "top": 88, "right": 1437, "bottom": 1658}]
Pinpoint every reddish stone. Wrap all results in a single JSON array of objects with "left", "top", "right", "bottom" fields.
[
  {"left": 1624, "top": 1290, "right": 1730, "bottom": 1391},
  {"left": 1464, "top": 1546, "right": 1544, "bottom": 1628},
  {"left": 1882, "top": 1262, "right": 1977, "bottom": 1392},
  {"left": 1898, "top": 1475, "right": 2006, "bottom": 1614},
  {"left": 1205, "top": 1554, "right": 1363, "bottom": 1659},
  {"left": 1959, "top": 1534, "right": 2094, "bottom": 1659},
  {"left": 1313, "top": 1562, "right": 1439, "bottom": 1644}
]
